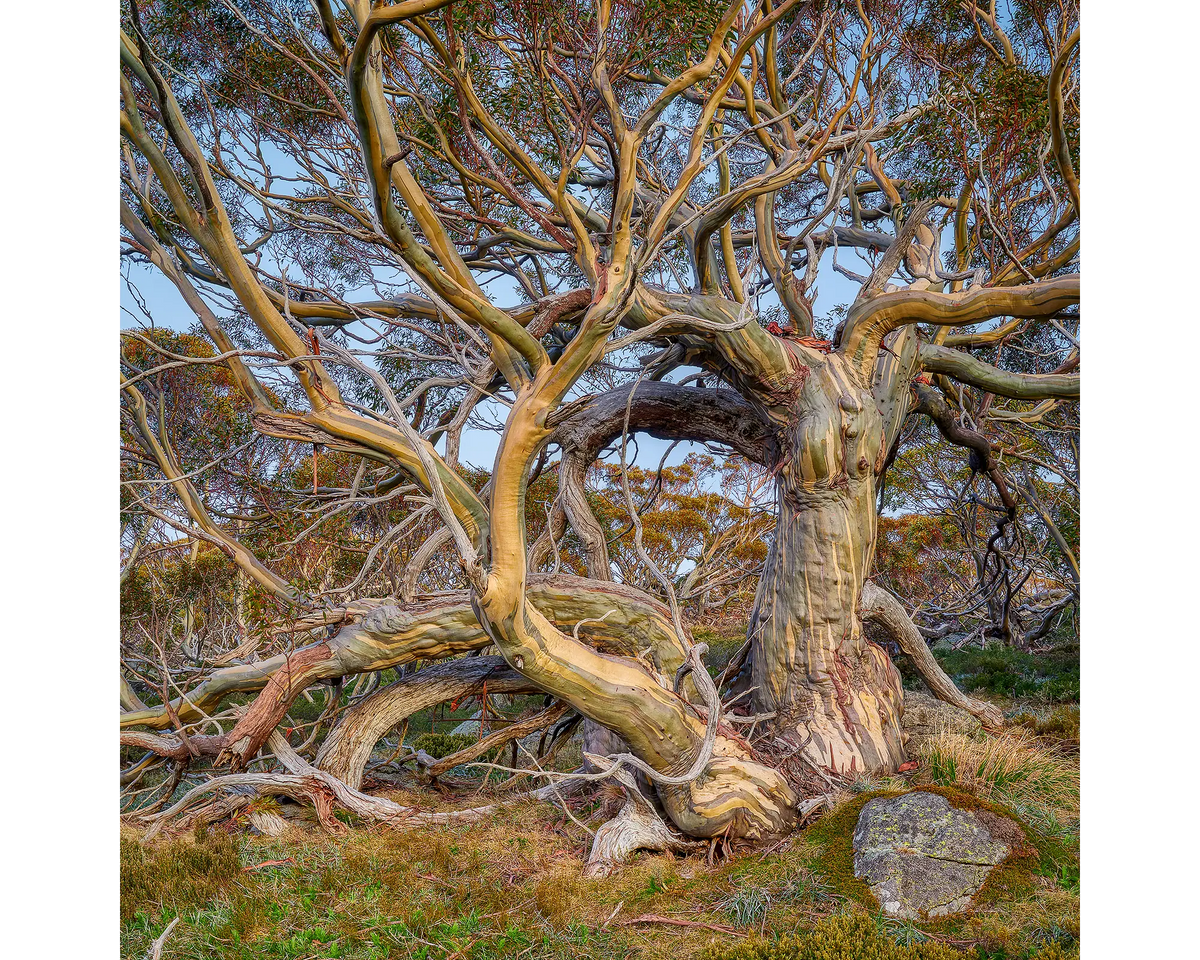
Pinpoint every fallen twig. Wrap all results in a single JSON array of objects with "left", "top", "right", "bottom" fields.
[
  {"left": 242, "top": 857, "right": 296, "bottom": 872},
  {"left": 146, "top": 916, "right": 180, "bottom": 960}
]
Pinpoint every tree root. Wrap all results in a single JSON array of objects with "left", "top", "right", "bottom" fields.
[
  {"left": 584, "top": 769, "right": 700, "bottom": 878},
  {"left": 147, "top": 916, "right": 181, "bottom": 960}
]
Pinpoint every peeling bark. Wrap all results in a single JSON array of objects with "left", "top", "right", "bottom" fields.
[
  {"left": 747, "top": 355, "right": 906, "bottom": 776},
  {"left": 120, "top": 7, "right": 1079, "bottom": 851}
]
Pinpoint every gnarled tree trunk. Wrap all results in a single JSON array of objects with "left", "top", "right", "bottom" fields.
[{"left": 748, "top": 357, "right": 905, "bottom": 777}]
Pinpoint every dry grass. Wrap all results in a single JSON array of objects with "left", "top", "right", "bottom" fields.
[
  {"left": 122, "top": 799, "right": 768, "bottom": 959},
  {"left": 120, "top": 695, "right": 1080, "bottom": 959},
  {"left": 121, "top": 775, "right": 1081, "bottom": 960},
  {"left": 912, "top": 727, "right": 1079, "bottom": 825}
]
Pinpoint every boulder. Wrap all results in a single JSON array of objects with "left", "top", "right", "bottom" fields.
[
  {"left": 852, "top": 791, "right": 1011, "bottom": 919},
  {"left": 449, "top": 710, "right": 484, "bottom": 736}
]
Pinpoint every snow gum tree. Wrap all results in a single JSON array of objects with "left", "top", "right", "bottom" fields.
[{"left": 120, "top": 0, "right": 1079, "bottom": 856}]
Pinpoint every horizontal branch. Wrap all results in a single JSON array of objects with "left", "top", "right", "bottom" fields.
[
  {"left": 918, "top": 343, "right": 1080, "bottom": 399},
  {"left": 120, "top": 575, "right": 688, "bottom": 732},
  {"left": 548, "top": 381, "right": 773, "bottom": 465}
]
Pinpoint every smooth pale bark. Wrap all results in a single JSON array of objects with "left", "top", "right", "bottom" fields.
[
  {"left": 121, "top": 576, "right": 689, "bottom": 732},
  {"left": 314, "top": 657, "right": 538, "bottom": 788},
  {"left": 918, "top": 343, "right": 1080, "bottom": 399},
  {"left": 747, "top": 354, "right": 906, "bottom": 776},
  {"left": 475, "top": 367, "right": 797, "bottom": 841},
  {"left": 471, "top": 589, "right": 797, "bottom": 839}
]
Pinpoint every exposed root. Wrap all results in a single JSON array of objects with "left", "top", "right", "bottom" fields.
[
  {"left": 248, "top": 807, "right": 288, "bottom": 836},
  {"left": 146, "top": 792, "right": 254, "bottom": 840},
  {"left": 583, "top": 770, "right": 699, "bottom": 878}
]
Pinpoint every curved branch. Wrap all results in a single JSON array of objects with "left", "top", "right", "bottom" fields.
[
  {"left": 314, "top": 656, "right": 538, "bottom": 788},
  {"left": 840, "top": 275, "right": 1079, "bottom": 377},
  {"left": 918, "top": 342, "right": 1080, "bottom": 399},
  {"left": 1049, "top": 27, "right": 1081, "bottom": 213},
  {"left": 343, "top": 0, "right": 546, "bottom": 383},
  {"left": 122, "top": 575, "right": 688, "bottom": 733},
  {"left": 548, "top": 382, "right": 773, "bottom": 465},
  {"left": 542, "top": 382, "right": 774, "bottom": 578},
  {"left": 861, "top": 582, "right": 1004, "bottom": 732},
  {"left": 629, "top": 287, "right": 797, "bottom": 394}
]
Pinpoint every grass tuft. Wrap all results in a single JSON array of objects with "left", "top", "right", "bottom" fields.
[
  {"left": 719, "top": 885, "right": 773, "bottom": 926},
  {"left": 915, "top": 728, "right": 1079, "bottom": 823}
]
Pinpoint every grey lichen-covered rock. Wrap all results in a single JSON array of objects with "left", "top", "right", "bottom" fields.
[
  {"left": 853, "top": 792, "right": 1010, "bottom": 919},
  {"left": 449, "top": 710, "right": 484, "bottom": 736}
]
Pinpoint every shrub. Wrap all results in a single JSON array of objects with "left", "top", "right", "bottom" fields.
[
  {"left": 412, "top": 732, "right": 481, "bottom": 759},
  {"left": 931, "top": 645, "right": 1079, "bottom": 703},
  {"left": 1010, "top": 707, "right": 1080, "bottom": 746},
  {"left": 694, "top": 624, "right": 750, "bottom": 676}
]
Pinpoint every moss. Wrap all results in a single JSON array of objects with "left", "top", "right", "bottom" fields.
[
  {"left": 1026, "top": 946, "right": 1079, "bottom": 960},
  {"left": 903, "top": 786, "right": 1075, "bottom": 911},
  {"left": 802, "top": 793, "right": 882, "bottom": 909},
  {"left": 699, "top": 912, "right": 969, "bottom": 959}
]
